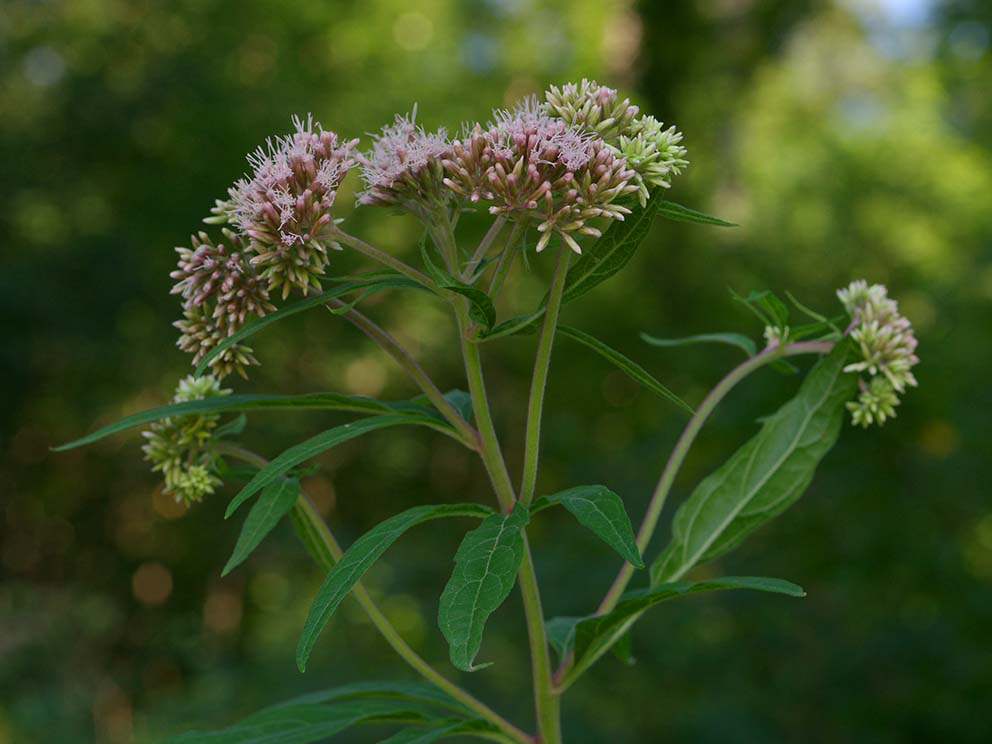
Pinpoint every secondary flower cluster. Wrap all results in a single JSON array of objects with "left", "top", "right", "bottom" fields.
[
  {"left": 142, "top": 375, "right": 229, "bottom": 504},
  {"left": 838, "top": 280, "right": 920, "bottom": 427}
]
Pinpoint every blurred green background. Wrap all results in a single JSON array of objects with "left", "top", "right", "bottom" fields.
[{"left": 2, "top": 0, "right": 990, "bottom": 741}]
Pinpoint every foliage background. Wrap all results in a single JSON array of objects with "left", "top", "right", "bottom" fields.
[{"left": 2, "top": 0, "right": 990, "bottom": 741}]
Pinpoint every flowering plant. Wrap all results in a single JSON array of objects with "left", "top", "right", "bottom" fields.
[{"left": 60, "top": 80, "right": 918, "bottom": 743}]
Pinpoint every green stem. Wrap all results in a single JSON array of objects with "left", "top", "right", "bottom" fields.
[
  {"left": 487, "top": 222, "right": 524, "bottom": 299},
  {"left": 333, "top": 229, "right": 435, "bottom": 288},
  {"left": 519, "top": 247, "right": 571, "bottom": 507},
  {"left": 217, "top": 444, "right": 532, "bottom": 744},
  {"left": 593, "top": 340, "right": 835, "bottom": 617},
  {"left": 550, "top": 341, "right": 836, "bottom": 692},
  {"left": 454, "top": 302, "right": 517, "bottom": 511},
  {"left": 517, "top": 541, "right": 562, "bottom": 744},
  {"left": 463, "top": 217, "right": 507, "bottom": 282},
  {"left": 326, "top": 299, "right": 480, "bottom": 449}
]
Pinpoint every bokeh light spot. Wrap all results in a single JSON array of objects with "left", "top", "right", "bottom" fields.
[{"left": 132, "top": 562, "right": 173, "bottom": 606}]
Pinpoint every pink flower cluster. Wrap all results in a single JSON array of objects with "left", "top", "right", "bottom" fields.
[
  {"left": 443, "top": 98, "right": 638, "bottom": 253},
  {"left": 228, "top": 114, "right": 358, "bottom": 298}
]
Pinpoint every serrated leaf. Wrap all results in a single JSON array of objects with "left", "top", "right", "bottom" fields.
[
  {"left": 438, "top": 503, "right": 530, "bottom": 671},
  {"left": 162, "top": 698, "right": 438, "bottom": 744},
  {"left": 559, "top": 577, "right": 804, "bottom": 686},
  {"left": 562, "top": 190, "right": 663, "bottom": 304},
  {"left": 227, "top": 413, "right": 455, "bottom": 518},
  {"left": 531, "top": 485, "right": 643, "bottom": 568},
  {"left": 558, "top": 325, "right": 693, "bottom": 415},
  {"left": 195, "top": 277, "right": 427, "bottom": 376},
  {"left": 295, "top": 503, "right": 493, "bottom": 672},
  {"left": 222, "top": 478, "right": 301, "bottom": 576},
  {"left": 55, "top": 392, "right": 405, "bottom": 451},
  {"left": 651, "top": 340, "right": 856, "bottom": 585},
  {"left": 657, "top": 200, "right": 737, "bottom": 227},
  {"left": 640, "top": 331, "right": 756, "bottom": 357}
]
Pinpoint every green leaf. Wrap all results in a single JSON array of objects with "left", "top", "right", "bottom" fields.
[
  {"left": 227, "top": 413, "right": 455, "bottom": 518},
  {"left": 531, "top": 485, "right": 643, "bottom": 568},
  {"left": 730, "top": 288, "right": 790, "bottom": 329},
  {"left": 377, "top": 721, "right": 470, "bottom": 744},
  {"left": 54, "top": 392, "right": 404, "bottom": 451},
  {"left": 651, "top": 340, "right": 856, "bottom": 585},
  {"left": 640, "top": 331, "right": 757, "bottom": 357},
  {"left": 546, "top": 616, "right": 582, "bottom": 662},
  {"left": 612, "top": 631, "right": 636, "bottom": 666},
  {"left": 222, "top": 478, "right": 301, "bottom": 576},
  {"left": 657, "top": 199, "right": 737, "bottom": 227},
  {"left": 268, "top": 680, "right": 466, "bottom": 714},
  {"left": 195, "top": 277, "right": 427, "bottom": 376},
  {"left": 559, "top": 577, "right": 804, "bottom": 685},
  {"left": 162, "top": 698, "right": 439, "bottom": 744},
  {"left": 214, "top": 413, "right": 247, "bottom": 438},
  {"left": 438, "top": 503, "right": 530, "bottom": 671},
  {"left": 296, "top": 503, "right": 493, "bottom": 672},
  {"left": 558, "top": 325, "right": 693, "bottom": 415},
  {"left": 445, "top": 284, "right": 497, "bottom": 330},
  {"left": 473, "top": 309, "right": 544, "bottom": 341},
  {"left": 562, "top": 190, "right": 663, "bottom": 304}
]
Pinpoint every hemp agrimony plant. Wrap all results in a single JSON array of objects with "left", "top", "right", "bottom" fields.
[{"left": 60, "top": 80, "right": 920, "bottom": 743}]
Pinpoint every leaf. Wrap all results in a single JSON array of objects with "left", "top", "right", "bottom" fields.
[
  {"left": 651, "top": 340, "right": 856, "bottom": 585},
  {"left": 296, "top": 503, "right": 493, "bottom": 672},
  {"left": 267, "top": 680, "right": 466, "bottom": 714},
  {"left": 162, "top": 698, "right": 439, "bottom": 744},
  {"left": 559, "top": 577, "right": 804, "bottom": 685},
  {"left": 546, "top": 616, "right": 582, "bottom": 663},
  {"left": 473, "top": 309, "right": 544, "bottom": 341},
  {"left": 558, "top": 325, "right": 693, "bottom": 415},
  {"left": 222, "top": 478, "right": 301, "bottom": 576},
  {"left": 444, "top": 284, "right": 497, "bottom": 330},
  {"left": 438, "top": 503, "right": 530, "bottom": 671},
  {"left": 377, "top": 721, "right": 469, "bottom": 744},
  {"left": 55, "top": 392, "right": 404, "bottom": 451},
  {"left": 612, "top": 631, "right": 636, "bottom": 666},
  {"left": 657, "top": 199, "right": 737, "bottom": 227},
  {"left": 730, "top": 288, "right": 790, "bottom": 329},
  {"left": 640, "top": 331, "right": 756, "bottom": 357},
  {"left": 227, "top": 413, "right": 455, "bottom": 518},
  {"left": 562, "top": 190, "right": 663, "bottom": 304},
  {"left": 195, "top": 277, "right": 427, "bottom": 376},
  {"left": 531, "top": 485, "right": 643, "bottom": 568},
  {"left": 213, "top": 413, "right": 247, "bottom": 438}
]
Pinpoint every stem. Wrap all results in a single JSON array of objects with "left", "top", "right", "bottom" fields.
[
  {"left": 518, "top": 247, "right": 571, "bottom": 507},
  {"left": 487, "top": 223, "right": 524, "bottom": 299},
  {"left": 217, "top": 444, "right": 532, "bottom": 744},
  {"left": 463, "top": 217, "right": 507, "bottom": 282},
  {"left": 326, "top": 299, "right": 480, "bottom": 449},
  {"left": 455, "top": 302, "right": 517, "bottom": 511},
  {"left": 333, "top": 229, "right": 435, "bottom": 288},
  {"left": 595, "top": 340, "right": 835, "bottom": 614},
  {"left": 517, "top": 541, "right": 562, "bottom": 744}
]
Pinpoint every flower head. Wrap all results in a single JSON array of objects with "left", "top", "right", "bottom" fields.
[
  {"left": 838, "top": 280, "right": 920, "bottom": 427},
  {"left": 444, "top": 97, "right": 638, "bottom": 254},
  {"left": 142, "top": 375, "right": 230, "bottom": 504},
  {"left": 358, "top": 109, "right": 453, "bottom": 216},
  {"left": 170, "top": 230, "right": 273, "bottom": 379},
  {"left": 612, "top": 116, "right": 688, "bottom": 205},
  {"left": 544, "top": 79, "right": 639, "bottom": 141},
  {"left": 228, "top": 114, "right": 358, "bottom": 298}
]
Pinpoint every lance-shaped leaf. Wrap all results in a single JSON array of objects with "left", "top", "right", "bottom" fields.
[
  {"left": 640, "top": 331, "right": 757, "bottom": 357},
  {"left": 195, "top": 276, "right": 428, "bottom": 376},
  {"left": 652, "top": 340, "right": 856, "bottom": 585},
  {"left": 558, "top": 325, "right": 693, "bottom": 415},
  {"left": 556, "top": 577, "right": 804, "bottom": 687},
  {"left": 222, "top": 478, "right": 301, "bottom": 576},
  {"left": 266, "top": 680, "right": 466, "bottom": 714},
  {"left": 378, "top": 721, "right": 469, "bottom": 744},
  {"left": 438, "top": 503, "right": 530, "bottom": 671},
  {"left": 227, "top": 413, "right": 456, "bottom": 518},
  {"left": 531, "top": 485, "right": 643, "bottom": 568},
  {"left": 419, "top": 232, "right": 497, "bottom": 330},
  {"left": 657, "top": 199, "right": 737, "bottom": 227},
  {"left": 162, "top": 698, "right": 440, "bottom": 744},
  {"left": 296, "top": 503, "right": 493, "bottom": 672},
  {"left": 54, "top": 392, "right": 407, "bottom": 451}
]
